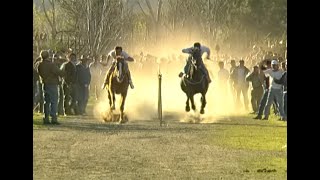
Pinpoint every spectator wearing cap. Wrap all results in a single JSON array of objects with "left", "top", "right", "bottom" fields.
[
  {"left": 76, "top": 57, "right": 91, "bottom": 115},
  {"left": 230, "top": 60, "right": 250, "bottom": 111},
  {"left": 262, "top": 60, "right": 286, "bottom": 120},
  {"left": 273, "top": 61, "right": 287, "bottom": 119},
  {"left": 246, "top": 65, "right": 264, "bottom": 114},
  {"left": 37, "top": 50, "right": 64, "bottom": 124}
]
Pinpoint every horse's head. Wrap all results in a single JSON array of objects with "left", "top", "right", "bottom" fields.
[
  {"left": 191, "top": 47, "right": 202, "bottom": 61},
  {"left": 114, "top": 57, "right": 125, "bottom": 83},
  {"left": 186, "top": 48, "right": 202, "bottom": 79}
]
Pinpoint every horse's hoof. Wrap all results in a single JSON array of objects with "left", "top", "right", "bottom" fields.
[
  {"left": 119, "top": 115, "right": 128, "bottom": 124},
  {"left": 123, "top": 115, "right": 128, "bottom": 123},
  {"left": 200, "top": 109, "right": 205, "bottom": 114},
  {"left": 186, "top": 106, "right": 190, "bottom": 112},
  {"left": 118, "top": 118, "right": 125, "bottom": 124},
  {"left": 102, "top": 111, "right": 113, "bottom": 122}
]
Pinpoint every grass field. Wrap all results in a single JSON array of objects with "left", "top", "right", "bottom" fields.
[{"left": 33, "top": 95, "right": 286, "bottom": 179}]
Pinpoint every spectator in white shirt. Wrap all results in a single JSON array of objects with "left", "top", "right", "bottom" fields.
[{"left": 262, "top": 60, "right": 286, "bottom": 120}]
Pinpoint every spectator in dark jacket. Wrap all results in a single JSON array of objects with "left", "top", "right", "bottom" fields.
[
  {"left": 60, "top": 53, "right": 79, "bottom": 115},
  {"left": 246, "top": 65, "right": 264, "bottom": 114},
  {"left": 254, "top": 60, "right": 271, "bottom": 119},
  {"left": 76, "top": 58, "right": 91, "bottom": 115},
  {"left": 37, "top": 50, "right": 64, "bottom": 124},
  {"left": 53, "top": 54, "right": 66, "bottom": 116},
  {"left": 230, "top": 60, "right": 250, "bottom": 111}
]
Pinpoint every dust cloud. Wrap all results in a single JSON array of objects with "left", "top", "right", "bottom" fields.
[{"left": 93, "top": 37, "right": 252, "bottom": 123}]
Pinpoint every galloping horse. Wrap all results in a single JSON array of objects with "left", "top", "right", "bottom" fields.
[
  {"left": 107, "top": 57, "right": 129, "bottom": 123},
  {"left": 180, "top": 49, "right": 209, "bottom": 114}
]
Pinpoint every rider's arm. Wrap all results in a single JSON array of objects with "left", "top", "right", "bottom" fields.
[
  {"left": 126, "top": 56, "right": 134, "bottom": 62},
  {"left": 182, "top": 47, "right": 193, "bottom": 54},
  {"left": 122, "top": 51, "right": 134, "bottom": 62},
  {"left": 201, "top": 46, "right": 211, "bottom": 59}
]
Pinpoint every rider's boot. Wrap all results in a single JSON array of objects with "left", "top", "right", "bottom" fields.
[{"left": 178, "top": 72, "right": 184, "bottom": 78}]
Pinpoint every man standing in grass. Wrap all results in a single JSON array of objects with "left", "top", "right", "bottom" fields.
[
  {"left": 273, "top": 60, "right": 287, "bottom": 119},
  {"left": 37, "top": 50, "right": 64, "bottom": 125},
  {"left": 262, "top": 60, "right": 286, "bottom": 120},
  {"left": 230, "top": 60, "right": 250, "bottom": 111},
  {"left": 76, "top": 57, "right": 91, "bottom": 115},
  {"left": 246, "top": 65, "right": 264, "bottom": 114}
]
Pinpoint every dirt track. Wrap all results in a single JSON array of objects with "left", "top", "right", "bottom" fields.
[{"left": 33, "top": 114, "right": 286, "bottom": 180}]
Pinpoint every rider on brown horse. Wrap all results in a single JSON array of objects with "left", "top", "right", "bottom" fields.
[{"left": 102, "top": 46, "right": 135, "bottom": 89}]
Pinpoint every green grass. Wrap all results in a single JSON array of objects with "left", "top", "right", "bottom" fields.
[
  {"left": 214, "top": 123, "right": 286, "bottom": 151},
  {"left": 33, "top": 112, "right": 44, "bottom": 128},
  {"left": 33, "top": 92, "right": 98, "bottom": 128},
  {"left": 206, "top": 114, "right": 287, "bottom": 176},
  {"left": 33, "top": 112, "right": 69, "bottom": 128},
  {"left": 33, "top": 94, "right": 287, "bottom": 178}
]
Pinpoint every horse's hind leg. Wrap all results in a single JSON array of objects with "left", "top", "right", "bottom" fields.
[
  {"left": 200, "top": 93, "right": 207, "bottom": 114},
  {"left": 185, "top": 96, "right": 190, "bottom": 112}
]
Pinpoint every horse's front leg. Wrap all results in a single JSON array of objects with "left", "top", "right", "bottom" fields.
[
  {"left": 200, "top": 93, "right": 207, "bottom": 114},
  {"left": 107, "top": 89, "right": 113, "bottom": 110},
  {"left": 110, "top": 90, "right": 116, "bottom": 110},
  {"left": 185, "top": 96, "right": 190, "bottom": 112},
  {"left": 119, "top": 93, "right": 127, "bottom": 123},
  {"left": 190, "top": 95, "right": 196, "bottom": 111}
]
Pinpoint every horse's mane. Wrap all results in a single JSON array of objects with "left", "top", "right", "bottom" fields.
[
  {"left": 114, "top": 59, "right": 125, "bottom": 73},
  {"left": 186, "top": 49, "right": 204, "bottom": 81}
]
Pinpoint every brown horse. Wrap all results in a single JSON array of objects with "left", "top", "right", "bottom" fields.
[{"left": 107, "top": 58, "right": 129, "bottom": 123}]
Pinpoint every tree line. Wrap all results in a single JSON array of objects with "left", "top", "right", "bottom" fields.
[{"left": 33, "top": 0, "right": 287, "bottom": 57}]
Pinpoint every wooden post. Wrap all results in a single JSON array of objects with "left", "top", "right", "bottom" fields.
[{"left": 158, "top": 68, "right": 163, "bottom": 126}]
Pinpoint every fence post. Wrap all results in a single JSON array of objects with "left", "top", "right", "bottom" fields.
[{"left": 158, "top": 69, "right": 163, "bottom": 126}]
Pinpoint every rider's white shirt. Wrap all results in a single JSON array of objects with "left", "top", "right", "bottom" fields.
[
  {"left": 182, "top": 45, "right": 211, "bottom": 59},
  {"left": 107, "top": 50, "right": 130, "bottom": 62}
]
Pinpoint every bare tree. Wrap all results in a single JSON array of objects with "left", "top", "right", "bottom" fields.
[
  {"left": 136, "top": 0, "right": 163, "bottom": 44},
  {"left": 41, "top": 0, "right": 58, "bottom": 41},
  {"left": 58, "top": 0, "right": 127, "bottom": 55}
]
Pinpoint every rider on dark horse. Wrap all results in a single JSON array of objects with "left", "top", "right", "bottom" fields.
[
  {"left": 103, "top": 46, "right": 135, "bottom": 89},
  {"left": 179, "top": 42, "right": 212, "bottom": 83}
]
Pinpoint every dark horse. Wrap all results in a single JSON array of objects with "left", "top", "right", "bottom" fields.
[
  {"left": 107, "top": 58, "right": 129, "bottom": 123},
  {"left": 180, "top": 49, "right": 209, "bottom": 114}
]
